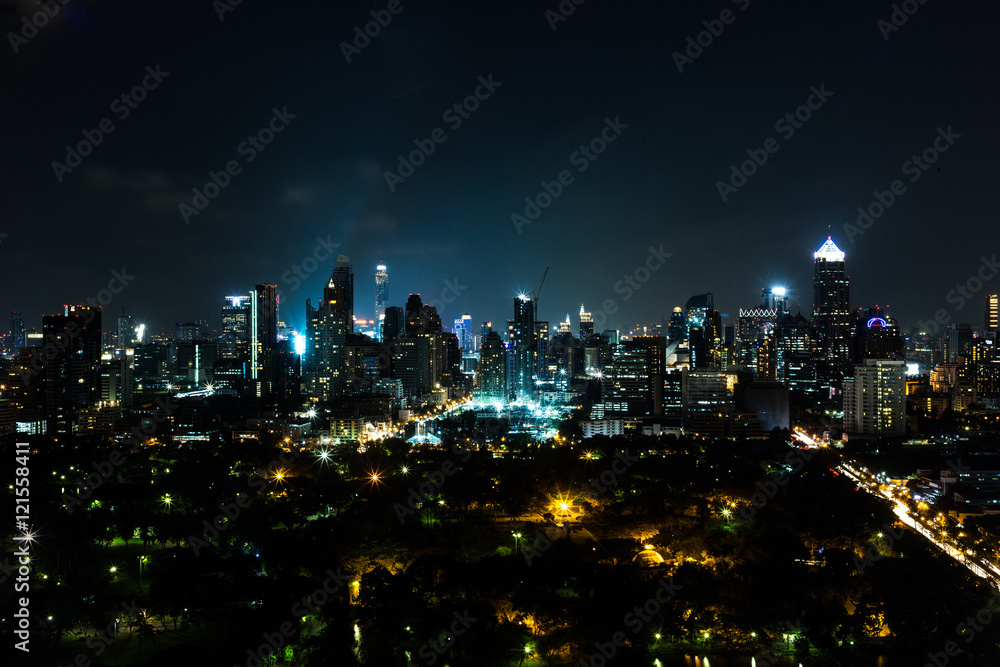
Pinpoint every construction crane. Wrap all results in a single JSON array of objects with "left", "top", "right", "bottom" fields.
[{"left": 531, "top": 267, "right": 549, "bottom": 304}]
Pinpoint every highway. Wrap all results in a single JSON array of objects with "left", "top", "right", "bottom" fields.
[{"left": 836, "top": 458, "right": 1000, "bottom": 590}]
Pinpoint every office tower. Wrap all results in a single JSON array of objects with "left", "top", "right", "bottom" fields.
[
  {"left": 534, "top": 321, "right": 549, "bottom": 382},
  {"left": 330, "top": 254, "right": 354, "bottom": 332},
  {"left": 775, "top": 312, "right": 814, "bottom": 394},
  {"left": 685, "top": 293, "right": 721, "bottom": 368},
  {"left": 558, "top": 315, "right": 572, "bottom": 335},
  {"left": 220, "top": 295, "right": 251, "bottom": 360},
  {"left": 756, "top": 334, "right": 776, "bottom": 381},
  {"left": 175, "top": 322, "right": 203, "bottom": 341},
  {"left": 41, "top": 305, "right": 102, "bottom": 434},
  {"left": 392, "top": 335, "right": 432, "bottom": 396},
  {"left": 987, "top": 294, "right": 998, "bottom": 332},
  {"left": 375, "top": 262, "right": 388, "bottom": 339},
  {"left": 116, "top": 311, "right": 136, "bottom": 348},
  {"left": 812, "top": 237, "right": 850, "bottom": 366},
  {"left": 682, "top": 369, "right": 735, "bottom": 437},
  {"left": 271, "top": 338, "right": 301, "bottom": 400},
  {"left": 100, "top": 348, "right": 135, "bottom": 408},
  {"left": 579, "top": 304, "right": 594, "bottom": 339},
  {"left": 851, "top": 307, "right": 904, "bottom": 362},
  {"left": 383, "top": 306, "right": 404, "bottom": 343},
  {"left": 474, "top": 331, "right": 507, "bottom": 402},
  {"left": 303, "top": 285, "right": 348, "bottom": 402},
  {"left": 603, "top": 336, "right": 666, "bottom": 416},
  {"left": 403, "top": 294, "right": 440, "bottom": 334},
  {"left": 760, "top": 286, "right": 789, "bottom": 314},
  {"left": 843, "top": 359, "right": 906, "bottom": 437},
  {"left": 251, "top": 284, "right": 278, "bottom": 396},
  {"left": 948, "top": 323, "right": 974, "bottom": 362},
  {"left": 667, "top": 307, "right": 685, "bottom": 341},
  {"left": 513, "top": 295, "right": 536, "bottom": 401},
  {"left": 9, "top": 311, "right": 25, "bottom": 352},
  {"left": 454, "top": 314, "right": 473, "bottom": 353},
  {"left": 744, "top": 381, "right": 790, "bottom": 433}
]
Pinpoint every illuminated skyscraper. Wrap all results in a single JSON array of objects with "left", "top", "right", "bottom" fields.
[
  {"left": 251, "top": 284, "right": 278, "bottom": 396},
  {"left": 375, "top": 262, "right": 388, "bottom": 340},
  {"left": 9, "top": 311, "right": 25, "bottom": 352},
  {"left": 221, "top": 295, "right": 250, "bottom": 360},
  {"left": 474, "top": 331, "right": 507, "bottom": 402},
  {"left": 304, "top": 283, "right": 348, "bottom": 401},
  {"left": 330, "top": 255, "right": 354, "bottom": 332},
  {"left": 843, "top": 359, "right": 906, "bottom": 437},
  {"left": 41, "top": 305, "right": 102, "bottom": 434},
  {"left": 579, "top": 304, "right": 594, "bottom": 339},
  {"left": 987, "top": 294, "right": 998, "bottom": 332},
  {"left": 812, "top": 237, "right": 850, "bottom": 366},
  {"left": 513, "top": 295, "right": 535, "bottom": 400},
  {"left": 454, "top": 314, "right": 473, "bottom": 354}
]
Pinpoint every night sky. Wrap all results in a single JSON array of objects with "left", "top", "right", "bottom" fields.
[{"left": 3, "top": 0, "right": 999, "bottom": 337}]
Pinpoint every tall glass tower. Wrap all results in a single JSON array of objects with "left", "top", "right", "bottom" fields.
[
  {"left": 812, "top": 237, "right": 850, "bottom": 365},
  {"left": 375, "top": 262, "right": 388, "bottom": 340},
  {"left": 330, "top": 255, "right": 354, "bottom": 332}
]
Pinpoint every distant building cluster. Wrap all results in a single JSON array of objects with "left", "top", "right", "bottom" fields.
[{"left": 1, "top": 237, "right": 997, "bottom": 442}]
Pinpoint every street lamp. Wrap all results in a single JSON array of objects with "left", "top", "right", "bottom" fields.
[{"left": 512, "top": 532, "right": 522, "bottom": 556}]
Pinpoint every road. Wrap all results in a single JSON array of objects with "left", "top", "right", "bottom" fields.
[{"left": 836, "top": 457, "right": 1000, "bottom": 590}]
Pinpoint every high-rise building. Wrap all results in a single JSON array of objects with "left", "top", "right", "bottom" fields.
[
  {"left": 579, "top": 304, "right": 594, "bottom": 339},
  {"left": 812, "top": 237, "right": 850, "bottom": 366},
  {"left": 851, "top": 307, "right": 904, "bottom": 362},
  {"left": 303, "top": 285, "right": 348, "bottom": 402},
  {"left": 685, "top": 293, "right": 721, "bottom": 369},
  {"left": 41, "top": 305, "right": 102, "bottom": 434},
  {"left": 9, "top": 311, "right": 25, "bottom": 352},
  {"left": 221, "top": 295, "right": 250, "bottom": 360},
  {"left": 375, "top": 262, "right": 388, "bottom": 340},
  {"left": 251, "top": 284, "right": 278, "bottom": 396},
  {"left": 330, "top": 255, "right": 354, "bottom": 332},
  {"left": 987, "top": 294, "right": 998, "bottom": 332},
  {"left": 100, "top": 348, "right": 135, "bottom": 408},
  {"left": 382, "top": 306, "right": 403, "bottom": 343},
  {"left": 843, "top": 359, "right": 906, "bottom": 437},
  {"left": 603, "top": 336, "right": 666, "bottom": 416},
  {"left": 474, "top": 331, "right": 507, "bottom": 402},
  {"left": 454, "top": 314, "right": 473, "bottom": 354},
  {"left": 513, "top": 295, "right": 536, "bottom": 401},
  {"left": 116, "top": 311, "right": 137, "bottom": 348}
]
